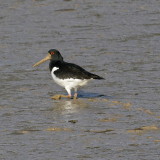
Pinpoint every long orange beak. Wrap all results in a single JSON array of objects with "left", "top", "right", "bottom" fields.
[{"left": 33, "top": 53, "right": 51, "bottom": 67}]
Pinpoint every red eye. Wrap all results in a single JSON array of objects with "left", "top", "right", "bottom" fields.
[{"left": 50, "top": 52, "right": 55, "bottom": 55}]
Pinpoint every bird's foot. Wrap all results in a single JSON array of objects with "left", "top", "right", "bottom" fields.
[{"left": 51, "top": 94, "right": 71, "bottom": 100}]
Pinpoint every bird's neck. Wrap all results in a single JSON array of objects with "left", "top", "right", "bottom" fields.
[{"left": 49, "top": 60, "right": 63, "bottom": 72}]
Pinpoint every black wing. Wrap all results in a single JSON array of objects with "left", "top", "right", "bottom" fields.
[{"left": 54, "top": 61, "right": 104, "bottom": 80}]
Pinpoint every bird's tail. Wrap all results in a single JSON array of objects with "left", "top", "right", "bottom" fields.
[{"left": 91, "top": 74, "right": 104, "bottom": 80}]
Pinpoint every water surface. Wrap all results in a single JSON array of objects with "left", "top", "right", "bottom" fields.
[{"left": 0, "top": 0, "right": 160, "bottom": 159}]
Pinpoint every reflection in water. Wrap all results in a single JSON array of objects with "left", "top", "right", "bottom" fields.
[{"left": 51, "top": 99, "right": 89, "bottom": 115}]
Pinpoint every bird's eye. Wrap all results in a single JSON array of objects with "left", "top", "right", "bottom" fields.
[{"left": 50, "top": 52, "right": 55, "bottom": 55}]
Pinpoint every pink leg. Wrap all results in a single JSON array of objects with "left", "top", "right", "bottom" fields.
[{"left": 73, "top": 93, "right": 78, "bottom": 99}]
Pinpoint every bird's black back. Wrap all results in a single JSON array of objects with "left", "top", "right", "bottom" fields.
[{"left": 49, "top": 60, "right": 104, "bottom": 80}]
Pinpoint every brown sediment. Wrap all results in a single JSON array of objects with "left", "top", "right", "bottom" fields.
[
  {"left": 45, "top": 127, "right": 74, "bottom": 132},
  {"left": 127, "top": 125, "right": 159, "bottom": 135}
]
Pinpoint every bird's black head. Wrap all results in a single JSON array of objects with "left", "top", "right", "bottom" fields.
[
  {"left": 48, "top": 49, "right": 63, "bottom": 62},
  {"left": 33, "top": 49, "right": 63, "bottom": 67}
]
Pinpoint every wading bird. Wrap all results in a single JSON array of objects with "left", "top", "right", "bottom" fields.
[{"left": 33, "top": 49, "right": 104, "bottom": 99}]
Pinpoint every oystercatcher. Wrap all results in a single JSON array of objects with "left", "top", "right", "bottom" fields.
[{"left": 33, "top": 49, "right": 104, "bottom": 99}]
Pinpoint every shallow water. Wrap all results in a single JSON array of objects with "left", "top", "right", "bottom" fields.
[{"left": 0, "top": 0, "right": 160, "bottom": 159}]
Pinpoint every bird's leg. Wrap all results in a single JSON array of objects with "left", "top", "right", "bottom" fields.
[
  {"left": 64, "top": 87, "right": 72, "bottom": 99},
  {"left": 73, "top": 93, "right": 78, "bottom": 99},
  {"left": 73, "top": 88, "right": 78, "bottom": 99}
]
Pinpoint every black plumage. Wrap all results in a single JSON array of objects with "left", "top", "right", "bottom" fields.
[{"left": 49, "top": 60, "right": 104, "bottom": 80}]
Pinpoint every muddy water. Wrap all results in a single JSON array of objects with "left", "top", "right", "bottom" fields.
[{"left": 0, "top": 0, "right": 160, "bottom": 159}]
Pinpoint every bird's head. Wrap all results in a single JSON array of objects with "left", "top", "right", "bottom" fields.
[{"left": 33, "top": 49, "right": 63, "bottom": 67}]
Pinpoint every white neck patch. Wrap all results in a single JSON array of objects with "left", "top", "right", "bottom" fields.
[{"left": 52, "top": 67, "right": 59, "bottom": 72}]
